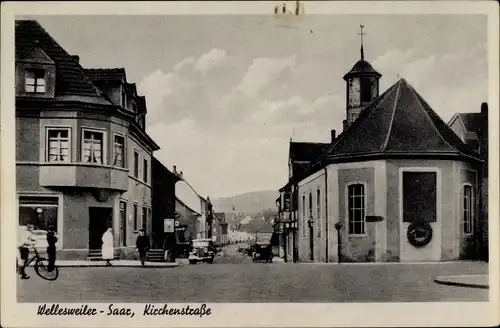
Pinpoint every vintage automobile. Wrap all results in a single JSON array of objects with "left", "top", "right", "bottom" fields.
[
  {"left": 252, "top": 242, "right": 274, "bottom": 263},
  {"left": 188, "top": 239, "right": 216, "bottom": 264}
]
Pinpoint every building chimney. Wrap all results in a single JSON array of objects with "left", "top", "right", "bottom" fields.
[
  {"left": 342, "top": 119, "right": 348, "bottom": 131},
  {"left": 180, "top": 171, "right": 183, "bottom": 176},
  {"left": 173, "top": 165, "right": 177, "bottom": 174},
  {"left": 71, "top": 55, "right": 79, "bottom": 63},
  {"left": 330, "top": 129, "right": 336, "bottom": 143},
  {"left": 481, "top": 102, "right": 488, "bottom": 116}
]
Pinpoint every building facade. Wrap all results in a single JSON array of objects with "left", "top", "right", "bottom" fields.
[
  {"left": 279, "top": 40, "right": 486, "bottom": 263},
  {"left": 16, "top": 21, "right": 159, "bottom": 260}
]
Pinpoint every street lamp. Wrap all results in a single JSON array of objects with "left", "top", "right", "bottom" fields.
[{"left": 334, "top": 221, "right": 343, "bottom": 263}]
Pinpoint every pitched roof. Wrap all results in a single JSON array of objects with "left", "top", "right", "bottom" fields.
[
  {"left": 84, "top": 68, "right": 127, "bottom": 82},
  {"left": 312, "top": 79, "right": 480, "bottom": 167},
  {"left": 458, "top": 113, "right": 483, "bottom": 133},
  {"left": 15, "top": 20, "right": 109, "bottom": 100},
  {"left": 289, "top": 142, "right": 329, "bottom": 162}
]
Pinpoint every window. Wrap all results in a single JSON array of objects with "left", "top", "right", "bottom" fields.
[
  {"left": 25, "top": 69, "right": 46, "bottom": 94},
  {"left": 308, "top": 193, "right": 312, "bottom": 218},
  {"left": 119, "top": 201, "right": 127, "bottom": 246},
  {"left": 133, "top": 151, "right": 139, "bottom": 178},
  {"left": 316, "top": 189, "right": 321, "bottom": 237},
  {"left": 113, "top": 135, "right": 125, "bottom": 167},
  {"left": 348, "top": 184, "right": 366, "bottom": 235},
  {"left": 83, "top": 130, "right": 104, "bottom": 164},
  {"left": 302, "top": 195, "right": 306, "bottom": 235},
  {"left": 463, "top": 185, "right": 474, "bottom": 234},
  {"left": 18, "top": 196, "right": 59, "bottom": 248},
  {"left": 47, "top": 129, "right": 70, "bottom": 162},
  {"left": 142, "top": 207, "right": 148, "bottom": 230},
  {"left": 143, "top": 158, "right": 148, "bottom": 183},
  {"left": 360, "top": 77, "right": 373, "bottom": 103},
  {"left": 133, "top": 204, "right": 138, "bottom": 231}
]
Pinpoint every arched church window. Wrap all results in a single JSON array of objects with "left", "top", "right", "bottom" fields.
[{"left": 347, "top": 183, "right": 366, "bottom": 235}]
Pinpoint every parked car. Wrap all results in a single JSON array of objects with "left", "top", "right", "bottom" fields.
[
  {"left": 188, "top": 239, "right": 216, "bottom": 264},
  {"left": 252, "top": 242, "right": 273, "bottom": 263}
]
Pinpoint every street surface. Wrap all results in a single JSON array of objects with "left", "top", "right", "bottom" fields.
[{"left": 18, "top": 244, "right": 488, "bottom": 303}]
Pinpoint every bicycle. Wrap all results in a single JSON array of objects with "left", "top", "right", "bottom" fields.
[{"left": 17, "top": 247, "right": 59, "bottom": 281}]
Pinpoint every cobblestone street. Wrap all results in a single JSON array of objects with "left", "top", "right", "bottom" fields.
[{"left": 17, "top": 245, "right": 488, "bottom": 303}]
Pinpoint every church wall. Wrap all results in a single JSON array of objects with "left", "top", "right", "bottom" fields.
[
  {"left": 386, "top": 159, "right": 455, "bottom": 262},
  {"left": 297, "top": 170, "right": 327, "bottom": 262},
  {"left": 457, "top": 162, "right": 479, "bottom": 260},
  {"left": 338, "top": 168, "right": 376, "bottom": 262}
]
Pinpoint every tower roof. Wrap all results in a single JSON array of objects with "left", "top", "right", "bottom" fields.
[
  {"left": 343, "top": 59, "right": 382, "bottom": 80},
  {"left": 301, "top": 79, "right": 481, "bottom": 178}
]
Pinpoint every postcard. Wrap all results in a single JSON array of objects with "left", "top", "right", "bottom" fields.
[{"left": 1, "top": 1, "right": 499, "bottom": 327}]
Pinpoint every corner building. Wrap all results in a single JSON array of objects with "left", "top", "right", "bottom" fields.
[{"left": 15, "top": 21, "right": 159, "bottom": 260}]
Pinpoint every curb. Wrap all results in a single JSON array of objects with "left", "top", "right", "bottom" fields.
[
  {"left": 28, "top": 263, "right": 179, "bottom": 268},
  {"left": 434, "top": 275, "right": 489, "bottom": 289}
]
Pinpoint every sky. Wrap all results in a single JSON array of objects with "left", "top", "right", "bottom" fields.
[{"left": 25, "top": 14, "right": 487, "bottom": 198}]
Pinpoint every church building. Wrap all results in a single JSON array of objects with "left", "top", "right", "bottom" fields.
[{"left": 278, "top": 28, "right": 487, "bottom": 263}]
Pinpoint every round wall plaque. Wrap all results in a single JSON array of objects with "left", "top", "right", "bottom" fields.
[{"left": 407, "top": 220, "right": 433, "bottom": 247}]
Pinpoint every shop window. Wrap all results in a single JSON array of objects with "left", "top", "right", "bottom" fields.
[{"left": 18, "top": 196, "right": 59, "bottom": 248}]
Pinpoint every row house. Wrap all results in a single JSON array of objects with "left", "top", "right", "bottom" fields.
[
  {"left": 15, "top": 20, "right": 159, "bottom": 260},
  {"left": 212, "top": 213, "right": 229, "bottom": 245}
]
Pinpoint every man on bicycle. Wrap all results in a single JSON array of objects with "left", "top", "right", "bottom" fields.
[{"left": 18, "top": 224, "right": 36, "bottom": 279}]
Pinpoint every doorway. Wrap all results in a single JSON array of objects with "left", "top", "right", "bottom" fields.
[{"left": 89, "top": 207, "right": 113, "bottom": 250}]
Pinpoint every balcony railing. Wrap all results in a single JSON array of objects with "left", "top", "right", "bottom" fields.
[{"left": 39, "top": 162, "right": 129, "bottom": 191}]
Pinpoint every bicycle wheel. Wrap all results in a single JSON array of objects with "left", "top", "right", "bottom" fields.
[{"left": 34, "top": 258, "right": 59, "bottom": 281}]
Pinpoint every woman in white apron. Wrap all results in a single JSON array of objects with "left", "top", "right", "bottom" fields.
[{"left": 101, "top": 227, "right": 114, "bottom": 266}]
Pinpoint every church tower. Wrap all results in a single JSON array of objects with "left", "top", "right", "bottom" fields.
[{"left": 342, "top": 25, "right": 382, "bottom": 130}]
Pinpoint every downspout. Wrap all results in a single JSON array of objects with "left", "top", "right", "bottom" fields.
[{"left": 325, "top": 167, "right": 329, "bottom": 263}]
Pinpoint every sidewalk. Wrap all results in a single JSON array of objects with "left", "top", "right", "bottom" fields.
[
  {"left": 29, "top": 260, "right": 179, "bottom": 268},
  {"left": 434, "top": 274, "right": 489, "bottom": 289}
]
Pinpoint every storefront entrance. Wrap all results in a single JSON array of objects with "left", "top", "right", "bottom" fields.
[{"left": 88, "top": 207, "right": 113, "bottom": 250}]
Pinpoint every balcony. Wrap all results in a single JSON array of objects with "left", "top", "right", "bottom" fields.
[{"left": 39, "top": 162, "right": 129, "bottom": 191}]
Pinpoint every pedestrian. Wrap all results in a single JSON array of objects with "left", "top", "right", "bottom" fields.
[
  {"left": 18, "top": 224, "right": 36, "bottom": 279},
  {"left": 101, "top": 227, "right": 114, "bottom": 266},
  {"left": 46, "top": 225, "right": 57, "bottom": 272},
  {"left": 135, "top": 229, "right": 150, "bottom": 267}
]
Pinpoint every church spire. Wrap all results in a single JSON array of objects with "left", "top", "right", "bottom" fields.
[{"left": 358, "top": 24, "right": 365, "bottom": 60}]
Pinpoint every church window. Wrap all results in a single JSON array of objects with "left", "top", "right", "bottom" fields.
[
  {"left": 308, "top": 193, "right": 312, "bottom": 218},
  {"left": 347, "top": 183, "right": 366, "bottom": 235},
  {"left": 463, "top": 184, "right": 474, "bottom": 234}
]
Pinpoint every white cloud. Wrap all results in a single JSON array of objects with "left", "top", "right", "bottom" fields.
[
  {"left": 195, "top": 48, "right": 229, "bottom": 72},
  {"left": 235, "top": 56, "right": 297, "bottom": 96}
]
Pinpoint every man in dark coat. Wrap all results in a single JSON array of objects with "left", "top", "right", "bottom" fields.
[
  {"left": 46, "top": 226, "right": 58, "bottom": 272},
  {"left": 135, "top": 229, "right": 150, "bottom": 267}
]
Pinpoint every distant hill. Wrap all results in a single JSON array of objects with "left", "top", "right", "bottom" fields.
[{"left": 212, "top": 190, "right": 280, "bottom": 215}]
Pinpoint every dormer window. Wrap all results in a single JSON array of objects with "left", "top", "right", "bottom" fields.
[{"left": 25, "top": 69, "right": 46, "bottom": 94}]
